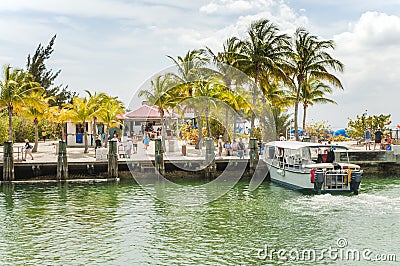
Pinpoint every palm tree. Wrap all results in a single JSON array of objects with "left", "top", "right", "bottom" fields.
[
  {"left": 290, "top": 28, "right": 344, "bottom": 140},
  {"left": 22, "top": 91, "right": 53, "bottom": 152},
  {"left": 167, "top": 49, "right": 209, "bottom": 147},
  {"left": 64, "top": 96, "right": 99, "bottom": 153},
  {"left": 238, "top": 19, "right": 291, "bottom": 138},
  {"left": 298, "top": 79, "right": 337, "bottom": 130},
  {"left": 207, "top": 37, "right": 243, "bottom": 140},
  {"left": 96, "top": 95, "right": 125, "bottom": 148},
  {"left": 0, "top": 65, "right": 43, "bottom": 142},
  {"left": 139, "top": 74, "right": 181, "bottom": 148}
]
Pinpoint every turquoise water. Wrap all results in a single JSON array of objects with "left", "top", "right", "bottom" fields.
[{"left": 0, "top": 177, "right": 399, "bottom": 265}]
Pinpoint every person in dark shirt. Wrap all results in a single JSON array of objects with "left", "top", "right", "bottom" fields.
[{"left": 374, "top": 128, "right": 383, "bottom": 150}]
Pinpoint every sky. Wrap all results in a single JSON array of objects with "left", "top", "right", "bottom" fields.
[{"left": 0, "top": 0, "right": 400, "bottom": 129}]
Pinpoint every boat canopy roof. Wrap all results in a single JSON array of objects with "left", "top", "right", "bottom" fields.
[{"left": 265, "top": 141, "right": 349, "bottom": 150}]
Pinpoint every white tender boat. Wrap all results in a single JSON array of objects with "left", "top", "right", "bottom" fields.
[{"left": 263, "top": 141, "right": 362, "bottom": 194}]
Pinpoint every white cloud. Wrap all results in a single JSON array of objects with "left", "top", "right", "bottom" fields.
[
  {"left": 308, "top": 12, "right": 400, "bottom": 127},
  {"left": 200, "top": 0, "right": 274, "bottom": 15}
]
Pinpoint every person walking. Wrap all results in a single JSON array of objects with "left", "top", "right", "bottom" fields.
[
  {"left": 132, "top": 135, "right": 138, "bottom": 154},
  {"left": 365, "top": 127, "right": 372, "bottom": 150},
  {"left": 143, "top": 133, "right": 150, "bottom": 150},
  {"left": 23, "top": 139, "right": 34, "bottom": 161}
]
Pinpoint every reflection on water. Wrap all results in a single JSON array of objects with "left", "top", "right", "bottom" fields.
[{"left": 0, "top": 177, "right": 399, "bottom": 265}]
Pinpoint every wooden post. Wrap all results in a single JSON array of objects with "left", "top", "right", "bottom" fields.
[
  {"left": 205, "top": 138, "right": 216, "bottom": 178},
  {"left": 249, "top": 138, "right": 259, "bottom": 173},
  {"left": 108, "top": 140, "right": 118, "bottom": 178},
  {"left": 2, "top": 141, "right": 14, "bottom": 181},
  {"left": 154, "top": 138, "right": 165, "bottom": 175},
  {"left": 57, "top": 140, "right": 68, "bottom": 180}
]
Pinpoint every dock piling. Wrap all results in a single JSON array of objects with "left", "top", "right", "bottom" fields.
[
  {"left": 56, "top": 140, "right": 68, "bottom": 180},
  {"left": 205, "top": 138, "right": 216, "bottom": 178},
  {"left": 2, "top": 141, "right": 14, "bottom": 181},
  {"left": 155, "top": 138, "right": 165, "bottom": 175},
  {"left": 249, "top": 138, "right": 259, "bottom": 173},
  {"left": 108, "top": 140, "right": 118, "bottom": 178}
]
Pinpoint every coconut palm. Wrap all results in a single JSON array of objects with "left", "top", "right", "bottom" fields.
[
  {"left": 64, "top": 96, "right": 99, "bottom": 153},
  {"left": 290, "top": 28, "right": 344, "bottom": 140},
  {"left": 207, "top": 37, "right": 244, "bottom": 140},
  {"left": 22, "top": 91, "right": 54, "bottom": 152},
  {"left": 96, "top": 95, "right": 125, "bottom": 148},
  {"left": 139, "top": 74, "right": 182, "bottom": 148},
  {"left": 0, "top": 65, "right": 43, "bottom": 142},
  {"left": 167, "top": 49, "right": 210, "bottom": 147},
  {"left": 238, "top": 19, "right": 291, "bottom": 138},
  {"left": 298, "top": 79, "right": 337, "bottom": 130}
]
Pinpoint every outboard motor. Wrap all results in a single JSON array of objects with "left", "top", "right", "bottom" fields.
[
  {"left": 350, "top": 170, "right": 362, "bottom": 195},
  {"left": 314, "top": 170, "right": 324, "bottom": 194}
]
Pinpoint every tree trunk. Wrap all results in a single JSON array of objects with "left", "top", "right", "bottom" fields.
[
  {"left": 294, "top": 75, "right": 303, "bottom": 141},
  {"left": 104, "top": 125, "right": 108, "bottom": 148},
  {"left": 84, "top": 123, "right": 88, "bottom": 153},
  {"left": 160, "top": 110, "right": 166, "bottom": 151},
  {"left": 302, "top": 104, "right": 307, "bottom": 133},
  {"left": 250, "top": 70, "right": 259, "bottom": 138},
  {"left": 224, "top": 79, "right": 231, "bottom": 142},
  {"left": 233, "top": 111, "right": 237, "bottom": 140},
  {"left": 8, "top": 106, "right": 13, "bottom": 142},
  {"left": 61, "top": 122, "right": 65, "bottom": 141},
  {"left": 33, "top": 118, "right": 39, "bottom": 152},
  {"left": 206, "top": 108, "right": 211, "bottom": 138}
]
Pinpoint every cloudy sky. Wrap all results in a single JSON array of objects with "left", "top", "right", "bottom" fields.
[{"left": 1, "top": 0, "right": 399, "bottom": 129}]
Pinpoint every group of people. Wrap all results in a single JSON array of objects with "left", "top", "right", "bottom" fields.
[
  {"left": 218, "top": 135, "right": 246, "bottom": 159},
  {"left": 365, "top": 127, "right": 393, "bottom": 150}
]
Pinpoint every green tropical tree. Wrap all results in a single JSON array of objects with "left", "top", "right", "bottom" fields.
[
  {"left": 207, "top": 37, "right": 244, "bottom": 140},
  {"left": 139, "top": 74, "right": 182, "bottom": 147},
  {"left": 64, "top": 96, "right": 99, "bottom": 153},
  {"left": 238, "top": 19, "right": 291, "bottom": 138},
  {"left": 0, "top": 65, "right": 43, "bottom": 142},
  {"left": 298, "top": 79, "right": 337, "bottom": 130},
  {"left": 96, "top": 95, "right": 125, "bottom": 148},
  {"left": 22, "top": 91, "right": 54, "bottom": 152},
  {"left": 167, "top": 49, "right": 209, "bottom": 147},
  {"left": 290, "top": 28, "right": 344, "bottom": 140}
]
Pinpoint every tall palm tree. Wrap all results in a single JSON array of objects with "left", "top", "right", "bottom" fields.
[
  {"left": 85, "top": 90, "right": 108, "bottom": 145},
  {"left": 139, "top": 74, "right": 181, "bottom": 148},
  {"left": 0, "top": 65, "right": 43, "bottom": 142},
  {"left": 167, "top": 49, "right": 209, "bottom": 147},
  {"left": 238, "top": 19, "right": 291, "bottom": 138},
  {"left": 96, "top": 95, "right": 125, "bottom": 148},
  {"left": 207, "top": 37, "right": 243, "bottom": 140},
  {"left": 298, "top": 79, "right": 337, "bottom": 130},
  {"left": 64, "top": 96, "right": 99, "bottom": 153},
  {"left": 290, "top": 28, "right": 344, "bottom": 140},
  {"left": 22, "top": 91, "right": 53, "bottom": 152}
]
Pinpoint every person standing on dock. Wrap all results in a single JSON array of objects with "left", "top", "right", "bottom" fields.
[
  {"left": 143, "top": 133, "right": 150, "bottom": 150},
  {"left": 238, "top": 138, "right": 245, "bottom": 159},
  {"left": 365, "top": 127, "right": 372, "bottom": 150},
  {"left": 218, "top": 135, "right": 223, "bottom": 157},
  {"left": 23, "top": 139, "right": 34, "bottom": 161},
  {"left": 374, "top": 128, "right": 383, "bottom": 150},
  {"left": 132, "top": 135, "right": 138, "bottom": 154}
]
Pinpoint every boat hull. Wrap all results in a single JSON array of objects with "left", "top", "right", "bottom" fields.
[{"left": 266, "top": 161, "right": 353, "bottom": 194}]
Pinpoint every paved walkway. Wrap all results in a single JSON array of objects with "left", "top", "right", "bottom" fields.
[{"left": 0, "top": 139, "right": 396, "bottom": 164}]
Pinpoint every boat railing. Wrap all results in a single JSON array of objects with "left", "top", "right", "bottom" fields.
[{"left": 323, "top": 170, "right": 349, "bottom": 190}]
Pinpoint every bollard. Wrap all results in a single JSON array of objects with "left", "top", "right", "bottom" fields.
[
  {"left": 205, "top": 138, "right": 216, "bottom": 178},
  {"left": 249, "top": 138, "right": 259, "bottom": 173},
  {"left": 108, "top": 140, "right": 118, "bottom": 178},
  {"left": 57, "top": 140, "right": 68, "bottom": 180},
  {"left": 155, "top": 138, "right": 165, "bottom": 175},
  {"left": 2, "top": 141, "right": 14, "bottom": 181}
]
